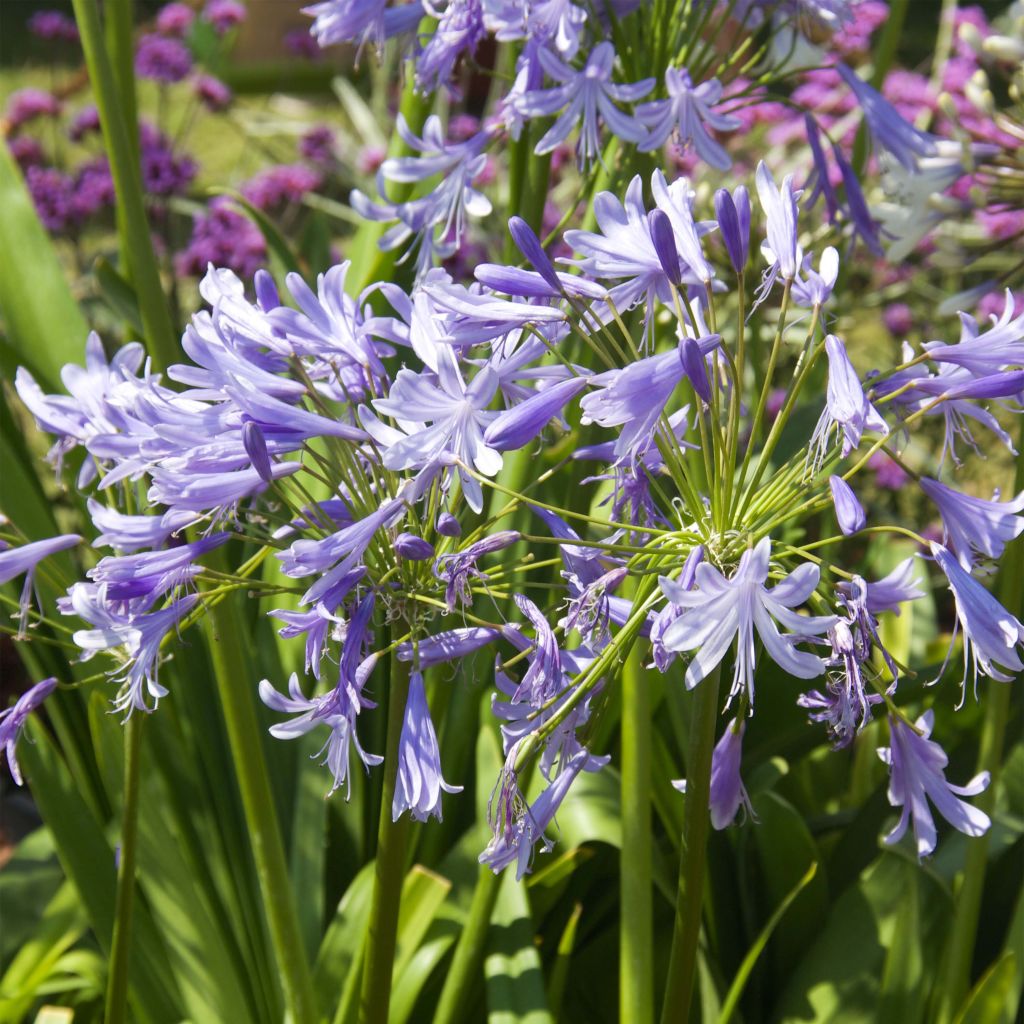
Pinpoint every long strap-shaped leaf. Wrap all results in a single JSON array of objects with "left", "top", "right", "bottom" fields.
[{"left": 71, "top": 0, "right": 179, "bottom": 370}]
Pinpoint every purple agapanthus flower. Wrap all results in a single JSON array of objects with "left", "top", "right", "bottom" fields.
[
  {"left": 393, "top": 671, "right": 462, "bottom": 821},
  {"left": 755, "top": 161, "right": 802, "bottom": 291},
  {"left": 433, "top": 531, "right": 520, "bottom": 610},
  {"left": 837, "top": 62, "right": 937, "bottom": 170},
  {"left": 792, "top": 247, "right": 839, "bottom": 309},
  {"left": 515, "top": 42, "right": 653, "bottom": 168},
  {"left": 304, "top": 0, "right": 422, "bottom": 51},
  {"left": 0, "top": 534, "right": 83, "bottom": 636},
  {"left": 924, "top": 291, "right": 1024, "bottom": 378},
  {"left": 672, "top": 718, "right": 753, "bottom": 829},
  {"left": 811, "top": 334, "right": 889, "bottom": 467},
  {"left": 397, "top": 626, "right": 502, "bottom": 666},
  {"left": 658, "top": 538, "right": 837, "bottom": 706},
  {"left": 714, "top": 186, "right": 751, "bottom": 274},
  {"left": 416, "top": 0, "right": 485, "bottom": 93},
  {"left": 636, "top": 68, "right": 740, "bottom": 169},
  {"left": 879, "top": 711, "right": 990, "bottom": 858},
  {"left": 580, "top": 333, "right": 719, "bottom": 462},
  {"left": 1, "top": 678, "right": 58, "bottom": 786},
  {"left": 259, "top": 670, "right": 383, "bottom": 797},
  {"left": 509, "top": 593, "right": 563, "bottom": 705},
  {"left": 70, "top": 587, "right": 200, "bottom": 717},
  {"left": 480, "top": 745, "right": 592, "bottom": 878},
  {"left": 799, "top": 619, "right": 883, "bottom": 748},
  {"left": 920, "top": 477, "right": 1024, "bottom": 571},
  {"left": 828, "top": 474, "right": 866, "bottom": 535},
  {"left": 931, "top": 543, "right": 1024, "bottom": 694}
]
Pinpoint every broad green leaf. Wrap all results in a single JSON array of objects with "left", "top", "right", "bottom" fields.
[
  {"left": 0, "top": 828, "right": 63, "bottom": 969},
  {"left": 776, "top": 851, "right": 951, "bottom": 1023},
  {"left": 93, "top": 257, "right": 144, "bottom": 337},
  {"left": 314, "top": 862, "right": 376, "bottom": 1017},
  {"left": 877, "top": 861, "right": 925, "bottom": 1024},
  {"left": 718, "top": 862, "right": 819, "bottom": 1024},
  {"left": 0, "top": 145, "right": 88, "bottom": 389},
  {"left": 390, "top": 932, "right": 458, "bottom": 1024},
  {"left": 484, "top": 871, "right": 553, "bottom": 1024},
  {"left": 290, "top": 729, "right": 330, "bottom": 962},
  {"left": 953, "top": 952, "right": 1018, "bottom": 1024},
  {"left": 393, "top": 866, "right": 452, "bottom": 982}
]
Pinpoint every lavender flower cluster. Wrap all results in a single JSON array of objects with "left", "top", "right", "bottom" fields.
[{"left": 5, "top": 153, "right": 1021, "bottom": 866}]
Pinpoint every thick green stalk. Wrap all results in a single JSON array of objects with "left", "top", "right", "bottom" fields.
[
  {"left": 933, "top": 422, "right": 1024, "bottom": 1024},
  {"left": 72, "top": 0, "right": 179, "bottom": 369},
  {"left": 205, "top": 597, "right": 318, "bottom": 1024},
  {"left": 432, "top": 866, "right": 502, "bottom": 1024},
  {"left": 620, "top": 631, "right": 654, "bottom": 1023},
  {"left": 105, "top": 0, "right": 137, "bottom": 158},
  {"left": 359, "top": 656, "right": 413, "bottom": 1024},
  {"left": 659, "top": 667, "right": 721, "bottom": 1024},
  {"left": 104, "top": 713, "right": 143, "bottom": 1024}
]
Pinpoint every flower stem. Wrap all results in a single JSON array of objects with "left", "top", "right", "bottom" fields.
[
  {"left": 659, "top": 666, "right": 721, "bottom": 1024},
  {"left": 206, "top": 597, "right": 318, "bottom": 1024},
  {"left": 432, "top": 866, "right": 502, "bottom": 1024},
  {"left": 104, "top": 712, "right": 143, "bottom": 1024},
  {"left": 620, "top": 629, "right": 654, "bottom": 1022},
  {"left": 359, "top": 655, "right": 413, "bottom": 1024}
]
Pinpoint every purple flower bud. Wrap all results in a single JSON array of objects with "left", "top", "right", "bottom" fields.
[
  {"left": 508, "top": 216, "right": 561, "bottom": 294},
  {"left": 648, "top": 209, "right": 682, "bottom": 288},
  {"left": 680, "top": 336, "right": 711, "bottom": 404},
  {"left": 242, "top": 421, "right": 274, "bottom": 483},
  {"left": 397, "top": 626, "right": 500, "bottom": 666},
  {"left": 394, "top": 532, "right": 435, "bottom": 561},
  {"left": 940, "top": 370, "right": 1024, "bottom": 400},
  {"left": 714, "top": 185, "right": 750, "bottom": 273},
  {"left": 672, "top": 718, "right": 753, "bottom": 830},
  {"left": 828, "top": 475, "right": 866, "bottom": 535},
  {"left": 484, "top": 377, "right": 589, "bottom": 451},
  {"left": 436, "top": 512, "right": 461, "bottom": 537},
  {"left": 1, "top": 677, "right": 58, "bottom": 786}
]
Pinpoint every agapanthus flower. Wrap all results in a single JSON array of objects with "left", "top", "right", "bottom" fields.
[
  {"left": 879, "top": 711, "right": 990, "bottom": 858},
  {"left": 260, "top": 670, "right": 382, "bottom": 797},
  {"left": 931, "top": 543, "right": 1024, "bottom": 694},
  {"left": 415, "top": 0, "right": 485, "bottom": 93},
  {"left": 636, "top": 68, "right": 740, "bottom": 169},
  {"left": 303, "top": 0, "right": 422, "bottom": 51},
  {"left": 393, "top": 671, "right": 462, "bottom": 821},
  {"left": 756, "top": 161, "right": 802, "bottom": 291},
  {"left": 810, "top": 334, "right": 888, "bottom": 466},
  {"left": 0, "top": 534, "right": 83, "bottom": 636},
  {"left": 658, "top": 538, "right": 837, "bottom": 705},
  {"left": 924, "top": 291, "right": 1024, "bottom": 378},
  {"left": 480, "top": 745, "right": 592, "bottom": 878},
  {"left": 70, "top": 587, "right": 200, "bottom": 717},
  {"left": 920, "top": 477, "right": 1024, "bottom": 571},
  {"left": 433, "top": 531, "right": 520, "bottom": 609},
  {"left": 515, "top": 42, "right": 654, "bottom": 168},
  {"left": 828, "top": 474, "right": 866, "bottom": 535},
  {"left": 672, "top": 718, "right": 753, "bottom": 829},
  {"left": 1, "top": 678, "right": 58, "bottom": 786}
]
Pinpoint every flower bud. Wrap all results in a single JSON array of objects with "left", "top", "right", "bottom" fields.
[
  {"left": 394, "top": 532, "right": 436, "bottom": 561},
  {"left": 242, "top": 420, "right": 273, "bottom": 483}
]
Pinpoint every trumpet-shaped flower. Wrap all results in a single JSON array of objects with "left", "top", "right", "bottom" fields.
[
  {"left": 516, "top": 42, "right": 653, "bottom": 167},
  {"left": 658, "top": 538, "right": 837, "bottom": 705},
  {"left": 393, "top": 671, "right": 462, "bottom": 821},
  {"left": 1, "top": 678, "right": 58, "bottom": 786},
  {"left": 672, "top": 718, "right": 754, "bottom": 829},
  {"left": 879, "top": 711, "right": 990, "bottom": 858},
  {"left": 636, "top": 68, "right": 741, "bottom": 168}
]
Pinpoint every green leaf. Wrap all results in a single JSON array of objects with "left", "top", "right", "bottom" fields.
[
  {"left": 93, "top": 257, "right": 144, "bottom": 337},
  {"left": 19, "top": 719, "right": 184, "bottom": 1024},
  {"left": 484, "top": 871, "right": 553, "bottom": 1024},
  {"left": 393, "top": 866, "right": 452, "bottom": 983},
  {"left": 718, "top": 862, "right": 819, "bottom": 1024},
  {"left": 0, "top": 144, "right": 88, "bottom": 389},
  {"left": 877, "top": 861, "right": 925, "bottom": 1024},
  {"left": 545, "top": 903, "right": 583, "bottom": 1019},
  {"left": 0, "top": 882, "right": 85, "bottom": 1024},
  {"left": 290, "top": 730, "right": 330, "bottom": 962},
  {"left": 315, "top": 862, "right": 376, "bottom": 1018},
  {"left": 953, "top": 952, "right": 1018, "bottom": 1024}
]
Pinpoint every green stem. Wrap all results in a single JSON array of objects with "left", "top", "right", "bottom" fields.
[
  {"left": 359, "top": 656, "right": 413, "bottom": 1024},
  {"left": 104, "top": 712, "right": 143, "bottom": 1024},
  {"left": 620, "top": 626, "right": 654, "bottom": 1023},
  {"left": 432, "top": 866, "right": 502, "bottom": 1024},
  {"left": 205, "top": 597, "right": 318, "bottom": 1024},
  {"left": 660, "top": 667, "right": 722, "bottom": 1024},
  {"left": 72, "top": 0, "right": 179, "bottom": 369}
]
